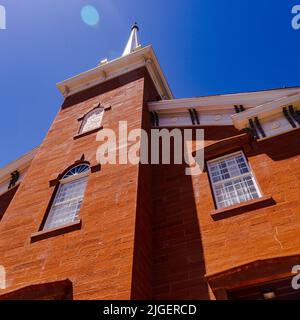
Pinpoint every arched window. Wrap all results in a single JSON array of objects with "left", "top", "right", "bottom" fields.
[
  {"left": 79, "top": 107, "right": 104, "bottom": 134},
  {"left": 44, "top": 164, "right": 90, "bottom": 231}
]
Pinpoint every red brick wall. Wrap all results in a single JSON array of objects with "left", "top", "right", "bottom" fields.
[
  {"left": 151, "top": 127, "right": 241, "bottom": 299},
  {"left": 152, "top": 126, "right": 300, "bottom": 299},
  {"left": 2, "top": 66, "right": 300, "bottom": 300},
  {"left": 131, "top": 162, "right": 153, "bottom": 299},
  {"left": 0, "top": 68, "right": 153, "bottom": 299},
  {"left": 152, "top": 163, "right": 210, "bottom": 299},
  {"left": 130, "top": 75, "right": 159, "bottom": 299},
  {"left": 198, "top": 128, "right": 300, "bottom": 277}
]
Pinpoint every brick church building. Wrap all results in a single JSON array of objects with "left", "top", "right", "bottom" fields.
[{"left": 1, "top": 25, "right": 300, "bottom": 300}]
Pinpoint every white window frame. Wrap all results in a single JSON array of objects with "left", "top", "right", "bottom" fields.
[
  {"left": 207, "top": 151, "right": 262, "bottom": 209},
  {"left": 79, "top": 107, "right": 104, "bottom": 135},
  {"left": 43, "top": 165, "right": 90, "bottom": 231}
]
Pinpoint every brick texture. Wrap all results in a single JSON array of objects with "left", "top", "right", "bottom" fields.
[
  {"left": 1, "top": 68, "right": 300, "bottom": 300},
  {"left": 198, "top": 128, "right": 300, "bottom": 277},
  {"left": 0, "top": 68, "right": 153, "bottom": 300}
]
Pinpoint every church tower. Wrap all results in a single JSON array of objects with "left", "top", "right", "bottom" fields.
[{"left": 0, "top": 25, "right": 172, "bottom": 299}]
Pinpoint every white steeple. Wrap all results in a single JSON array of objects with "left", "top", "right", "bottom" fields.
[
  {"left": 122, "top": 23, "right": 140, "bottom": 56},
  {"left": 57, "top": 22, "right": 173, "bottom": 99}
]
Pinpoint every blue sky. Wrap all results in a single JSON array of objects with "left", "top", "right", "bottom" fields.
[{"left": 0, "top": 0, "right": 299, "bottom": 167}]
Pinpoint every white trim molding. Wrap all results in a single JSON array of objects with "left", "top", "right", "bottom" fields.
[
  {"left": 0, "top": 147, "right": 38, "bottom": 196},
  {"left": 232, "top": 93, "right": 300, "bottom": 129},
  {"left": 232, "top": 92, "right": 300, "bottom": 140},
  {"left": 148, "top": 87, "right": 300, "bottom": 130},
  {"left": 57, "top": 45, "right": 173, "bottom": 100}
]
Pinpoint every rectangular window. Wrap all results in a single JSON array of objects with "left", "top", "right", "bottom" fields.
[
  {"left": 207, "top": 151, "right": 261, "bottom": 209},
  {"left": 44, "top": 176, "right": 87, "bottom": 230}
]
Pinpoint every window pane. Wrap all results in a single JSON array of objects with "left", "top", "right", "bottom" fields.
[
  {"left": 80, "top": 108, "right": 104, "bottom": 134},
  {"left": 208, "top": 152, "right": 261, "bottom": 209},
  {"left": 55, "top": 179, "right": 86, "bottom": 203},
  {"left": 44, "top": 176, "right": 88, "bottom": 230}
]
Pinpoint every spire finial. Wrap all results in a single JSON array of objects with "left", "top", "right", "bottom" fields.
[
  {"left": 122, "top": 23, "right": 141, "bottom": 56},
  {"left": 131, "top": 22, "right": 139, "bottom": 31}
]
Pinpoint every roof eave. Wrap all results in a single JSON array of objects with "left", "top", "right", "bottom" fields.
[
  {"left": 0, "top": 147, "right": 38, "bottom": 184},
  {"left": 56, "top": 45, "right": 173, "bottom": 100}
]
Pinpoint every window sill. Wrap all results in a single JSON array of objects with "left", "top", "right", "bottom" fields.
[
  {"left": 31, "top": 220, "right": 82, "bottom": 243},
  {"left": 73, "top": 126, "right": 103, "bottom": 140},
  {"left": 210, "top": 195, "right": 275, "bottom": 221}
]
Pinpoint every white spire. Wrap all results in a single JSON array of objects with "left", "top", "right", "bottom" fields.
[{"left": 122, "top": 23, "right": 140, "bottom": 56}]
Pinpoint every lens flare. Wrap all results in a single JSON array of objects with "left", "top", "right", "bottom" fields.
[{"left": 81, "top": 5, "right": 100, "bottom": 26}]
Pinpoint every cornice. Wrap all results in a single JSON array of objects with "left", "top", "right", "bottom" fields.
[
  {"left": 0, "top": 147, "right": 38, "bottom": 184},
  {"left": 56, "top": 46, "right": 173, "bottom": 100},
  {"left": 232, "top": 92, "right": 300, "bottom": 130},
  {"left": 148, "top": 87, "right": 300, "bottom": 113},
  {"left": 147, "top": 88, "right": 300, "bottom": 129}
]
